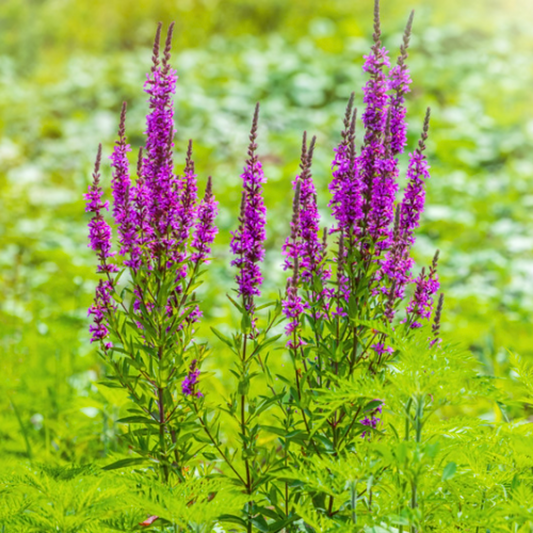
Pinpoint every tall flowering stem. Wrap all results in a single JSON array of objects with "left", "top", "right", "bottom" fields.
[
  {"left": 85, "top": 145, "right": 118, "bottom": 347},
  {"left": 204, "top": 104, "right": 283, "bottom": 532},
  {"left": 230, "top": 103, "right": 267, "bottom": 314}
]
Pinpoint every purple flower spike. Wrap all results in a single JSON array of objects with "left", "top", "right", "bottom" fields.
[
  {"left": 191, "top": 176, "right": 219, "bottom": 264},
  {"left": 85, "top": 144, "right": 119, "bottom": 274},
  {"left": 282, "top": 181, "right": 308, "bottom": 346},
  {"left": 330, "top": 96, "right": 362, "bottom": 246},
  {"left": 294, "top": 136, "right": 326, "bottom": 283},
  {"left": 88, "top": 279, "right": 115, "bottom": 346},
  {"left": 388, "top": 11, "right": 414, "bottom": 156},
  {"left": 182, "top": 360, "right": 203, "bottom": 397},
  {"left": 398, "top": 109, "right": 431, "bottom": 248},
  {"left": 110, "top": 103, "right": 141, "bottom": 269},
  {"left": 285, "top": 133, "right": 328, "bottom": 283},
  {"left": 377, "top": 109, "right": 431, "bottom": 316},
  {"left": 230, "top": 104, "right": 267, "bottom": 311},
  {"left": 368, "top": 110, "right": 399, "bottom": 252},
  {"left": 141, "top": 23, "right": 180, "bottom": 245},
  {"left": 359, "top": 3, "right": 391, "bottom": 219},
  {"left": 405, "top": 251, "right": 440, "bottom": 328},
  {"left": 177, "top": 140, "right": 199, "bottom": 245}
]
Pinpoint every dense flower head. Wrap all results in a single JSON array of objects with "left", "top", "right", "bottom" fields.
[
  {"left": 284, "top": 133, "right": 329, "bottom": 283},
  {"left": 110, "top": 103, "right": 142, "bottom": 270},
  {"left": 388, "top": 11, "right": 414, "bottom": 155},
  {"left": 191, "top": 176, "right": 218, "bottom": 264},
  {"left": 177, "top": 140, "right": 199, "bottom": 245},
  {"left": 85, "top": 144, "right": 119, "bottom": 274},
  {"left": 230, "top": 104, "right": 267, "bottom": 309},
  {"left": 140, "top": 23, "right": 181, "bottom": 254},
  {"left": 329, "top": 98, "right": 362, "bottom": 245},
  {"left": 86, "top": 23, "right": 220, "bottom": 347},
  {"left": 325, "top": 3, "right": 436, "bottom": 330},
  {"left": 376, "top": 110, "right": 431, "bottom": 315}
]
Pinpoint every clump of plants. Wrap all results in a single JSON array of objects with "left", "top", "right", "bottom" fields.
[{"left": 75, "top": 1, "right": 533, "bottom": 532}]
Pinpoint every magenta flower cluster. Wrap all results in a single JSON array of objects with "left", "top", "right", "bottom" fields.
[
  {"left": 230, "top": 104, "right": 267, "bottom": 312},
  {"left": 85, "top": 24, "right": 218, "bottom": 345},
  {"left": 361, "top": 400, "right": 383, "bottom": 438},
  {"left": 279, "top": 6, "right": 440, "bottom": 340},
  {"left": 86, "top": 8, "right": 442, "bottom": 374},
  {"left": 181, "top": 360, "right": 203, "bottom": 397}
]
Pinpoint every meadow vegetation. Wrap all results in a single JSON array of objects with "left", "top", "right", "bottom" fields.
[{"left": 1, "top": 0, "right": 533, "bottom": 531}]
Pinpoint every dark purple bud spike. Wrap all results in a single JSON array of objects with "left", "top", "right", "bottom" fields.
[
  {"left": 431, "top": 249, "right": 439, "bottom": 272},
  {"left": 93, "top": 144, "right": 103, "bottom": 182},
  {"left": 342, "top": 92, "right": 355, "bottom": 142},
  {"left": 151, "top": 22, "right": 163, "bottom": 72},
  {"left": 307, "top": 135, "right": 317, "bottom": 164},
  {"left": 399, "top": 10, "right": 415, "bottom": 64},
  {"left": 384, "top": 107, "right": 392, "bottom": 155},
  {"left": 299, "top": 131, "right": 308, "bottom": 172},
  {"left": 247, "top": 103, "right": 260, "bottom": 164},
  {"left": 162, "top": 22, "right": 175, "bottom": 73},
  {"left": 136, "top": 147, "right": 143, "bottom": 175},
  {"left": 185, "top": 139, "right": 194, "bottom": 174},
  {"left": 418, "top": 108, "right": 431, "bottom": 153},
  {"left": 338, "top": 231, "right": 345, "bottom": 268},
  {"left": 292, "top": 255, "right": 300, "bottom": 287},
  {"left": 118, "top": 102, "right": 127, "bottom": 141},
  {"left": 432, "top": 293, "right": 444, "bottom": 339},
  {"left": 348, "top": 109, "right": 357, "bottom": 164},
  {"left": 372, "top": 0, "right": 381, "bottom": 47}
]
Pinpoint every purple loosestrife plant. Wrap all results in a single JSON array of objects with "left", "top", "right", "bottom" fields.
[
  {"left": 84, "top": 3, "right": 446, "bottom": 529},
  {"left": 271, "top": 1, "right": 443, "bottom": 519},
  {"left": 203, "top": 107, "right": 283, "bottom": 533},
  {"left": 85, "top": 23, "right": 218, "bottom": 483}
]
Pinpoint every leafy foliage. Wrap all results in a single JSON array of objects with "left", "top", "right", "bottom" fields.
[{"left": 1, "top": 0, "right": 533, "bottom": 531}]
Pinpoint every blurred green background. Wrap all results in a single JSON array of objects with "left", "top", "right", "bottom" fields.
[{"left": 1, "top": 0, "right": 533, "bottom": 462}]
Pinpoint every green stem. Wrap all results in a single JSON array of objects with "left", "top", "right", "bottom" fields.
[
  {"left": 194, "top": 405, "right": 247, "bottom": 486},
  {"left": 351, "top": 481, "right": 357, "bottom": 526},
  {"left": 157, "top": 384, "right": 169, "bottom": 483}
]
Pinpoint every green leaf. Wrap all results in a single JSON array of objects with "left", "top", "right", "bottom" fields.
[
  {"left": 102, "top": 457, "right": 146, "bottom": 470},
  {"left": 442, "top": 461, "right": 457, "bottom": 481}
]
